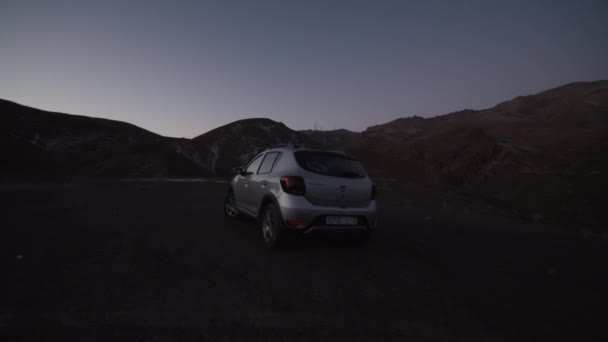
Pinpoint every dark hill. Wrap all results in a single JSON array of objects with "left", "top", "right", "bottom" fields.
[
  {"left": 192, "top": 118, "right": 317, "bottom": 175},
  {"left": 0, "top": 99, "right": 210, "bottom": 177},
  {"left": 2, "top": 80, "right": 607, "bottom": 229},
  {"left": 343, "top": 81, "right": 608, "bottom": 229}
]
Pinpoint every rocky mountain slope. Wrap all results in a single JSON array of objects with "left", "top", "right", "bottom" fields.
[
  {"left": 300, "top": 128, "right": 360, "bottom": 149},
  {"left": 0, "top": 100, "right": 314, "bottom": 177},
  {"left": 2, "top": 80, "right": 607, "bottom": 229},
  {"left": 328, "top": 81, "right": 608, "bottom": 229},
  {"left": 192, "top": 118, "right": 316, "bottom": 175},
  {"left": 0, "top": 99, "right": 211, "bottom": 177}
]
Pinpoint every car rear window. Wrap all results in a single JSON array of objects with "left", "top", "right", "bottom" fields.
[{"left": 294, "top": 151, "right": 367, "bottom": 178}]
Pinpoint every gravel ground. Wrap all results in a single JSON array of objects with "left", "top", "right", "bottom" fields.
[{"left": 0, "top": 180, "right": 606, "bottom": 341}]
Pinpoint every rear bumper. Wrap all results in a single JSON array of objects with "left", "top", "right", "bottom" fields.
[
  {"left": 276, "top": 193, "right": 377, "bottom": 232},
  {"left": 304, "top": 224, "right": 370, "bottom": 234}
]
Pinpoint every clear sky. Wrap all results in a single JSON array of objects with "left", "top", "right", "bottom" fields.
[{"left": 1, "top": 0, "right": 607, "bottom": 138}]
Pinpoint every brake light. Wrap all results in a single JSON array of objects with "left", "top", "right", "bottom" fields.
[
  {"left": 280, "top": 176, "right": 306, "bottom": 196},
  {"left": 371, "top": 183, "right": 377, "bottom": 200},
  {"left": 286, "top": 220, "right": 304, "bottom": 227}
]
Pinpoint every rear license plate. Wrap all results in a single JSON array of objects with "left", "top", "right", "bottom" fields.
[{"left": 326, "top": 216, "right": 357, "bottom": 225}]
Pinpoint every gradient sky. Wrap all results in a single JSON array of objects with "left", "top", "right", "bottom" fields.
[{"left": 2, "top": 0, "right": 607, "bottom": 138}]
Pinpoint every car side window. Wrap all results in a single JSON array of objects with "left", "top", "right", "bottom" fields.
[
  {"left": 258, "top": 152, "right": 281, "bottom": 174},
  {"left": 245, "top": 154, "right": 264, "bottom": 174}
]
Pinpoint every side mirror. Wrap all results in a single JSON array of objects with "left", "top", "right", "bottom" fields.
[{"left": 235, "top": 167, "right": 243, "bottom": 175}]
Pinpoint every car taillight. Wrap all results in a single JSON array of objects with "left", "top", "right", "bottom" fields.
[
  {"left": 371, "top": 183, "right": 377, "bottom": 200},
  {"left": 280, "top": 176, "right": 305, "bottom": 196},
  {"left": 286, "top": 220, "right": 304, "bottom": 227}
]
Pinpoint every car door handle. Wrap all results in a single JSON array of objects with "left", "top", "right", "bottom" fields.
[{"left": 261, "top": 181, "right": 267, "bottom": 186}]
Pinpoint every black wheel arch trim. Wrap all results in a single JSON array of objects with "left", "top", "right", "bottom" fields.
[{"left": 258, "top": 193, "right": 285, "bottom": 225}]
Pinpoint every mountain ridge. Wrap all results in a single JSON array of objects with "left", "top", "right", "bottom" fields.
[{"left": 2, "top": 80, "right": 607, "bottom": 229}]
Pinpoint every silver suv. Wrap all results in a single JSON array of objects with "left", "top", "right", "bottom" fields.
[{"left": 224, "top": 144, "right": 377, "bottom": 248}]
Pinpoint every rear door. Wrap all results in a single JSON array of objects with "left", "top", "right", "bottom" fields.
[
  {"left": 248, "top": 151, "right": 282, "bottom": 214},
  {"left": 235, "top": 153, "right": 264, "bottom": 214},
  {"left": 295, "top": 151, "right": 372, "bottom": 207}
]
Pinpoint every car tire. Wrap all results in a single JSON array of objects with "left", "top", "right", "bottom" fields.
[
  {"left": 224, "top": 192, "right": 240, "bottom": 218},
  {"left": 261, "top": 203, "right": 284, "bottom": 249}
]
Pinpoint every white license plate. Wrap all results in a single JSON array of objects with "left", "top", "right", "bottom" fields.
[{"left": 326, "top": 216, "right": 357, "bottom": 225}]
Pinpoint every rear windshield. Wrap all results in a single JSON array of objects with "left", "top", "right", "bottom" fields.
[{"left": 294, "top": 151, "right": 367, "bottom": 178}]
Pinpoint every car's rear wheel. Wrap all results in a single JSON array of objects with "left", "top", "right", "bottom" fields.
[
  {"left": 224, "top": 193, "right": 240, "bottom": 218},
  {"left": 261, "top": 203, "right": 284, "bottom": 248}
]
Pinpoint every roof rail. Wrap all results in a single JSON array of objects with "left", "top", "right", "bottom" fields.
[{"left": 266, "top": 143, "right": 300, "bottom": 151}]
